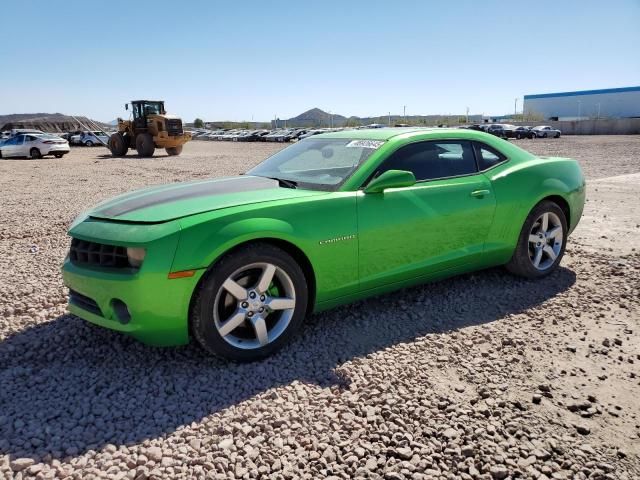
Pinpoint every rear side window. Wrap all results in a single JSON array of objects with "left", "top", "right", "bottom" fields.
[
  {"left": 474, "top": 142, "right": 507, "bottom": 170},
  {"left": 374, "top": 140, "right": 477, "bottom": 182}
]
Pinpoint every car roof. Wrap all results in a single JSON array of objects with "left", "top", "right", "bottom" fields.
[
  {"left": 313, "top": 127, "right": 487, "bottom": 141},
  {"left": 313, "top": 127, "right": 453, "bottom": 140}
]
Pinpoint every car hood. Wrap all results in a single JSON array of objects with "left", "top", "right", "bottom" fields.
[{"left": 88, "top": 175, "right": 326, "bottom": 223}]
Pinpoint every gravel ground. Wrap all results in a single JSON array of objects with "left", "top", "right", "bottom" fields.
[{"left": 0, "top": 136, "right": 638, "bottom": 479}]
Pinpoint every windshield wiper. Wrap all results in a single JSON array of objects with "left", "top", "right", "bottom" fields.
[{"left": 267, "top": 177, "right": 297, "bottom": 189}]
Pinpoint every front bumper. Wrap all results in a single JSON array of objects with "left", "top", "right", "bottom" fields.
[
  {"left": 63, "top": 258, "right": 203, "bottom": 346},
  {"left": 62, "top": 217, "right": 203, "bottom": 346}
]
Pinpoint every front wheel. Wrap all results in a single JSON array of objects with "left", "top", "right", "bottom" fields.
[
  {"left": 84, "top": 140, "right": 94, "bottom": 147},
  {"left": 135, "top": 133, "right": 155, "bottom": 157},
  {"left": 542, "top": 132, "right": 548, "bottom": 138},
  {"left": 506, "top": 200, "right": 567, "bottom": 279},
  {"left": 191, "top": 243, "right": 308, "bottom": 361},
  {"left": 108, "top": 133, "right": 128, "bottom": 157}
]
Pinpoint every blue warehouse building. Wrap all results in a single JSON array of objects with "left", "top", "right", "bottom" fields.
[{"left": 523, "top": 86, "right": 640, "bottom": 120}]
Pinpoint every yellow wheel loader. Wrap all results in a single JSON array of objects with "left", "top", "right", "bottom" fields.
[{"left": 108, "top": 100, "right": 191, "bottom": 158}]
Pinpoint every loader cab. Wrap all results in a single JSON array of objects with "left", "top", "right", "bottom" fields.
[{"left": 129, "top": 100, "right": 166, "bottom": 130}]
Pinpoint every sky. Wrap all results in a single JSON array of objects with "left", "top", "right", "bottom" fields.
[{"left": 1, "top": 0, "right": 638, "bottom": 122}]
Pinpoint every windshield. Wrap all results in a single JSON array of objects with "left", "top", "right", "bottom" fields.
[{"left": 247, "top": 137, "right": 385, "bottom": 191}]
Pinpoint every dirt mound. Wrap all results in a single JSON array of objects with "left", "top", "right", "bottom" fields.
[{"left": 0, "top": 113, "right": 109, "bottom": 133}]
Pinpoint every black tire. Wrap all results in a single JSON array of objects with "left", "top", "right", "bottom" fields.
[
  {"left": 506, "top": 200, "right": 568, "bottom": 279},
  {"left": 542, "top": 132, "right": 548, "bottom": 138},
  {"left": 555, "top": 133, "right": 561, "bottom": 138},
  {"left": 108, "top": 133, "right": 128, "bottom": 157},
  {"left": 54, "top": 153, "right": 64, "bottom": 158},
  {"left": 191, "top": 243, "right": 309, "bottom": 362},
  {"left": 165, "top": 145, "right": 183, "bottom": 156},
  {"left": 30, "top": 148, "right": 41, "bottom": 159},
  {"left": 135, "top": 133, "right": 155, "bottom": 157}
]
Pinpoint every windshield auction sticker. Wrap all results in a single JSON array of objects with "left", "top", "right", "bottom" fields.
[{"left": 345, "top": 140, "right": 385, "bottom": 149}]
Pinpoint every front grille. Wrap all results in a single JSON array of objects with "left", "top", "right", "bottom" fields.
[
  {"left": 166, "top": 119, "right": 183, "bottom": 136},
  {"left": 69, "top": 289, "right": 103, "bottom": 317},
  {"left": 69, "top": 238, "right": 132, "bottom": 269}
]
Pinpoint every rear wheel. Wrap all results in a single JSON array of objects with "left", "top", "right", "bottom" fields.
[
  {"left": 506, "top": 200, "right": 567, "bottom": 279},
  {"left": 84, "top": 140, "right": 94, "bottom": 147},
  {"left": 108, "top": 133, "right": 128, "bottom": 157},
  {"left": 165, "top": 145, "right": 183, "bottom": 156},
  {"left": 542, "top": 132, "right": 548, "bottom": 138},
  {"left": 54, "top": 153, "right": 64, "bottom": 158},
  {"left": 30, "top": 148, "right": 41, "bottom": 159},
  {"left": 191, "top": 243, "right": 308, "bottom": 361},
  {"left": 135, "top": 133, "right": 155, "bottom": 157}
]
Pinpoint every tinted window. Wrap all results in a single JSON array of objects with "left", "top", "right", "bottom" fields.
[
  {"left": 474, "top": 142, "right": 507, "bottom": 170},
  {"left": 374, "top": 140, "right": 477, "bottom": 182}
]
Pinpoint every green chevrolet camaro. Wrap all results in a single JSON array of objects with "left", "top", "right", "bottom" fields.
[{"left": 63, "top": 128, "right": 585, "bottom": 361}]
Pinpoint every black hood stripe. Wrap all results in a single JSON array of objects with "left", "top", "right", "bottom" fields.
[{"left": 97, "top": 176, "right": 278, "bottom": 218}]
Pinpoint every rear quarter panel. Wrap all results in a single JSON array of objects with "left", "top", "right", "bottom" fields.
[{"left": 484, "top": 157, "right": 586, "bottom": 263}]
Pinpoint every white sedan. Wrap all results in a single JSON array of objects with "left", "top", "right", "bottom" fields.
[
  {"left": 0, "top": 133, "right": 70, "bottom": 159},
  {"left": 530, "top": 126, "right": 561, "bottom": 138}
]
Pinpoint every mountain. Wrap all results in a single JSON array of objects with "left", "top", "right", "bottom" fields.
[
  {"left": 278, "top": 108, "right": 481, "bottom": 128},
  {"left": 282, "top": 108, "right": 348, "bottom": 127}
]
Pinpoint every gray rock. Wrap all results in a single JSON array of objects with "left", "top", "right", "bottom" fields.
[{"left": 10, "top": 458, "right": 35, "bottom": 472}]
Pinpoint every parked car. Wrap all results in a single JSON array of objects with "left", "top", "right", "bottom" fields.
[
  {"left": 10, "top": 128, "right": 44, "bottom": 136},
  {"left": 530, "top": 126, "right": 561, "bottom": 138},
  {"left": 298, "top": 129, "right": 324, "bottom": 139},
  {"left": 487, "top": 124, "right": 507, "bottom": 138},
  {"left": 511, "top": 126, "right": 532, "bottom": 139},
  {"left": 62, "top": 128, "right": 585, "bottom": 361},
  {"left": 0, "top": 133, "right": 70, "bottom": 159},
  {"left": 71, "top": 131, "right": 109, "bottom": 146}
]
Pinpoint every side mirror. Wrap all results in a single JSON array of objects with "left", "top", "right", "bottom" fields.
[
  {"left": 125, "top": 103, "right": 128, "bottom": 110},
  {"left": 364, "top": 169, "right": 416, "bottom": 194}
]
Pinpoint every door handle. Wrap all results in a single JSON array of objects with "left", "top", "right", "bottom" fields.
[{"left": 470, "top": 189, "right": 490, "bottom": 198}]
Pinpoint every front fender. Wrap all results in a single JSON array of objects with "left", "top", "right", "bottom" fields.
[
  {"left": 171, "top": 194, "right": 360, "bottom": 305},
  {"left": 172, "top": 216, "right": 301, "bottom": 272}
]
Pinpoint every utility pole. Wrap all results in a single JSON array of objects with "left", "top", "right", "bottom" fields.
[
  {"left": 466, "top": 106, "right": 469, "bottom": 123},
  {"left": 514, "top": 98, "right": 518, "bottom": 119},
  {"left": 403, "top": 105, "right": 407, "bottom": 123},
  {"left": 388, "top": 112, "right": 391, "bottom": 126}
]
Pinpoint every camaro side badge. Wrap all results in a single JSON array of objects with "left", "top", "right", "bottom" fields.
[{"left": 319, "top": 234, "right": 357, "bottom": 245}]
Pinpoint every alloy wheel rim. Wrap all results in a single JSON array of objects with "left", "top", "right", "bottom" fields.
[
  {"left": 213, "top": 262, "right": 296, "bottom": 350},
  {"left": 528, "top": 212, "right": 563, "bottom": 270}
]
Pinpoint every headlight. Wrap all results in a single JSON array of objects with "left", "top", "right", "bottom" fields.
[{"left": 126, "top": 247, "right": 146, "bottom": 268}]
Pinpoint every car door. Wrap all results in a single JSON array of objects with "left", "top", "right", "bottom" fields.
[
  {"left": 356, "top": 140, "right": 496, "bottom": 291},
  {"left": 9, "top": 135, "right": 26, "bottom": 157},
  {"left": 1, "top": 136, "right": 17, "bottom": 156},
  {"left": 23, "top": 135, "right": 38, "bottom": 156}
]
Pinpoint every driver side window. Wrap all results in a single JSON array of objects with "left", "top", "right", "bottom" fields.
[{"left": 374, "top": 140, "right": 477, "bottom": 182}]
